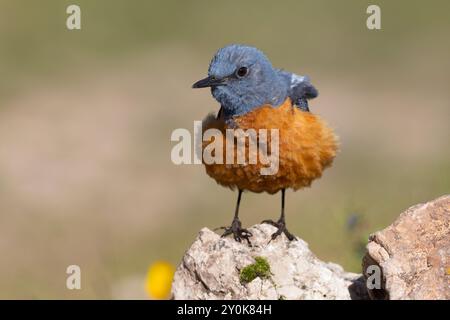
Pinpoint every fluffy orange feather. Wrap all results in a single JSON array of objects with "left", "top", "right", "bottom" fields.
[{"left": 202, "top": 98, "right": 338, "bottom": 194}]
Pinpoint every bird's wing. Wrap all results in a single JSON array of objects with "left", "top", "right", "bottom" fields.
[{"left": 277, "top": 70, "right": 318, "bottom": 112}]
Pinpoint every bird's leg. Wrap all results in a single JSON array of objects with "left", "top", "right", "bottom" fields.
[
  {"left": 262, "top": 189, "right": 296, "bottom": 241},
  {"left": 216, "top": 190, "right": 252, "bottom": 244}
]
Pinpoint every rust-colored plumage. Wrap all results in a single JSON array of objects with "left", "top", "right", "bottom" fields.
[{"left": 202, "top": 98, "right": 338, "bottom": 194}]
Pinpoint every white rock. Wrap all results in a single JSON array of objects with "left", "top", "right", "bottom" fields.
[{"left": 171, "top": 224, "right": 367, "bottom": 300}]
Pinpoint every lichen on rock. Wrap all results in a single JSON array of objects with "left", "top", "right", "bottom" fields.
[{"left": 239, "top": 256, "right": 271, "bottom": 284}]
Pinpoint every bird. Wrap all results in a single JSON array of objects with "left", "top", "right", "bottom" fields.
[{"left": 192, "top": 44, "right": 338, "bottom": 243}]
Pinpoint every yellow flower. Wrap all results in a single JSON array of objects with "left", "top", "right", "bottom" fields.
[
  {"left": 145, "top": 261, "right": 175, "bottom": 300},
  {"left": 446, "top": 267, "right": 450, "bottom": 276}
]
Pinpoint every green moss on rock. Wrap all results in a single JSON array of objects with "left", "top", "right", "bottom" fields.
[{"left": 239, "top": 256, "right": 271, "bottom": 284}]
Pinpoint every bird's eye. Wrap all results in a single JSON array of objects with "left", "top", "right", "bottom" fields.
[{"left": 236, "top": 67, "right": 248, "bottom": 78}]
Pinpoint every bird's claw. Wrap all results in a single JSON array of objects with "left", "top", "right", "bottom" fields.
[
  {"left": 262, "top": 219, "right": 296, "bottom": 241},
  {"left": 217, "top": 218, "right": 252, "bottom": 245}
]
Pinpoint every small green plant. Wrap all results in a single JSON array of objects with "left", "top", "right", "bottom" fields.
[{"left": 239, "top": 256, "right": 271, "bottom": 284}]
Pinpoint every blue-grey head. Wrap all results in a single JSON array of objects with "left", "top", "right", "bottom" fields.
[{"left": 192, "top": 45, "right": 288, "bottom": 118}]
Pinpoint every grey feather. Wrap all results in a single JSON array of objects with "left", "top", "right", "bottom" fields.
[{"left": 277, "top": 70, "right": 318, "bottom": 112}]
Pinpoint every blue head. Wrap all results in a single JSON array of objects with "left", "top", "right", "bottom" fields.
[{"left": 192, "top": 45, "right": 288, "bottom": 118}]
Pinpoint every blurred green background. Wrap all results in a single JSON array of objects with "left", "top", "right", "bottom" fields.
[{"left": 0, "top": 0, "right": 449, "bottom": 299}]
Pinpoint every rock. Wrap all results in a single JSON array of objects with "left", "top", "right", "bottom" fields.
[
  {"left": 171, "top": 195, "right": 450, "bottom": 300},
  {"left": 171, "top": 223, "right": 368, "bottom": 300},
  {"left": 362, "top": 195, "right": 450, "bottom": 300}
]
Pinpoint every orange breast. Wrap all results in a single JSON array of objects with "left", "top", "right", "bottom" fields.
[{"left": 202, "top": 98, "right": 338, "bottom": 194}]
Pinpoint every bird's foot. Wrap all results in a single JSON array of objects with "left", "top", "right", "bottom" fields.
[
  {"left": 261, "top": 219, "right": 297, "bottom": 241},
  {"left": 215, "top": 218, "right": 252, "bottom": 245}
]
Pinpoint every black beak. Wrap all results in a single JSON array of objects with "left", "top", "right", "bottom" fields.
[{"left": 192, "top": 76, "right": 225, "bottom": 89}]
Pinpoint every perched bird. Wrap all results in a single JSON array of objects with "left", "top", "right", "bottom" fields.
[{"left": 193, "top": 45, "right": 338, "bottom": 243}]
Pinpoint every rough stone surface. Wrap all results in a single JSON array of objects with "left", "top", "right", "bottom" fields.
[
  {"left": 363, "top": 195, "right": 450, "bottom": 300},
  {"left": 171, "top": 224, "right": 368, "bottom": 300}
]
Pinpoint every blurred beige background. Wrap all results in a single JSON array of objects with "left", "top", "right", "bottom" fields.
[{"left": 0, "top": 0, "right": 449, "bottom": 298}]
